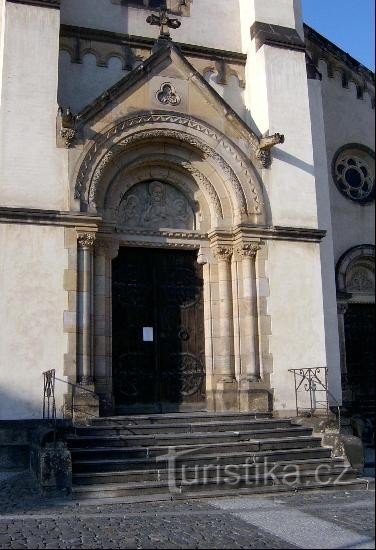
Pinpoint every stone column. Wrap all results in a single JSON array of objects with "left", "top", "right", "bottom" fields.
[
  {"left": 77, "top": 233, "right": 95, "bottom": 385},
  {"left": 213, "top": 245, "right": 238, "bottom": 411},
  {"left": 337, "top": 302, "right": 349, "bottom": 399},
  {"left": 76, "top": 232, "right": 99, "bottom": 422},
  {"left": 237, "top": 243, "right": 261, "bottom": 381},
  {"left": 236, "top": 242, "right": 269, "bottom": 412}
]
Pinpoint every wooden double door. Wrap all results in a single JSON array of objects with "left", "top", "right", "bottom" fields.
[{"left": 112, "top": 248, "right": 206, "bottom": 413}]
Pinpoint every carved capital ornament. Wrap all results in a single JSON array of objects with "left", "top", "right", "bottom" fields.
[
  {"left": 77, "top": 233, "right": 96, "bottom": 249},
  {"left": 236, "top": 243, "right": 261, "bottom": 259},
  {"left": 213, "top": 246, "right": 233, "bottom": 262}
]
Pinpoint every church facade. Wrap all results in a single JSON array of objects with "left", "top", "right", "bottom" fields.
[{"left": 0, "top": 0, "right": 374, "bottom": 421}]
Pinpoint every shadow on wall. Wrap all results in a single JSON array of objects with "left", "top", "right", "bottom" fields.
[{"left": 0, "top": 387, "right": 57, "bottom": 421}]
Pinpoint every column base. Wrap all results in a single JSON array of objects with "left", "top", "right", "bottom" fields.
[
  {"left": 239, "top": 379, "right": 271, "bottom": 412},
  {"left": 71, "top": 385, "right": 100, "bottom": 425},
  {"left": 214, "top": 379, "right": 239, "bottom": 412}
]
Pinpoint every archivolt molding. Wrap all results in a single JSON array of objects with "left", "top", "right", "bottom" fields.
[
  {"left": 73, "top": 113, "right": 265, "bottom": 221},
  {"left": 336, "top": 244, "right": 375, "bottom": 296}
]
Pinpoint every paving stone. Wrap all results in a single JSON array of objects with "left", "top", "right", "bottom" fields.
[{"left": 0, "top": 471, "right": 374, "bottom": 548}]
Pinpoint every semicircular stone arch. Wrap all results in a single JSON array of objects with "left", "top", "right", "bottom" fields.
[
  {"left": 95, "top": 148, "right": 227, "bottom": 230},
  {"left": 336, "top": 244, "right": 375, "bottom": 298},
  {"left": 73, "top": 112, "right": 266, "bottom": 228}
]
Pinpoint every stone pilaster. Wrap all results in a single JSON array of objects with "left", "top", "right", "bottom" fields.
[{"left": 93, "top": 238, "right": 119, "bottom": 412}]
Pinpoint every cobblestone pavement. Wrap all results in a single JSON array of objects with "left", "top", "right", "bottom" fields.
[{"left": 0, "top": 472, "right": 374, "bottom": 549}]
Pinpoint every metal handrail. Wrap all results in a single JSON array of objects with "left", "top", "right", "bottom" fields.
[
  {"left": 42, "top": 370, "right": 113, "bottom": 423},
  {"left": 288, "top": 367, "right": 342, "bottom": 432}
]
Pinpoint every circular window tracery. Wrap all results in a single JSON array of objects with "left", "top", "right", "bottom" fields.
[{"left": 333, "top": 145, "right": 375, "bottom": 204}]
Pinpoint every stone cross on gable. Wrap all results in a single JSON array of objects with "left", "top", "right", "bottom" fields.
[{"left": 146, "top": 4, "right": 181, "bottom": 40}]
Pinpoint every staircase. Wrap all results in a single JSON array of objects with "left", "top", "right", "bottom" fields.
[{"left": 67, "top": 411, "right": 367, "bottom": 501}]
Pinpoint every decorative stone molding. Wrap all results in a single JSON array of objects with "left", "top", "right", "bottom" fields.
[
  {"left": 77, "top": 233, "right": 96, "bottom": 249},
  {"left": 336, "top": 244, "right": 375, "bottom": 295},
  {"left": 117, "top": 228, "right": 207, "bottom": 240},
  {"left": 332, "top": 144, "right": 375, "bottom": 204},
  {"left": 60, "top": 128, "right": 76, "bottom": 149},
  {"left": 256, "top": 134, "right": 285, "bottom": 169},
  {"left": 235, "top": 243, "right": 261, "bottom": 259},
  {"left": 305, "top": 24, "right": 375, "bottom": 109},
  {"left": 117, "top": 240, "right": 198, "bottom": 250},
  {"left": 155, "top": 82, "right": 181, "bottom": 106},
  {"left": 213, "top": 246, "right": 233, "bottom": 262},
  {"left": 60, "top": 25, "right": 246, "bottom": 73},
  {"left": 74, "top": 113, "right": 263, "bottom": 218}
]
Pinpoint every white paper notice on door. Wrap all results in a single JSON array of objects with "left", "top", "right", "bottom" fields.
[{"left": 143, "top": 327, "right": 154, "bottom": 342}]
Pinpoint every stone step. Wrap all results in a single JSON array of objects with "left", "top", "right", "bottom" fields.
[
  {"left": 91, "top": 411, "right": 272, "bottom": 426},
  {"left": 73, "top": 457, "right": 347, "bottom": 485},
  {"left": 72, "top": 446, "right": 332, "bottom": 474},
  {"left": 71, "top": 478, "right": 372, "bottom": 505},
  {"left": 69, "top": 436, "right": 323, "bottom": 461},
  {"left": 71, "top": 468, "right": 358, "bottom": 500},
  {"left": 67, "top": 427, "right": 313, "bottom": 448},
  {"left": 76, "top": 418, "right": 293, "bottom": 436}
]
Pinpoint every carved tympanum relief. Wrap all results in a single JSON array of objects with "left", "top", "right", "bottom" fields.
[
  {"left": 346, "top": 266, "right": 375, "bottom": 293},
  {"left": 117, "top": 181, "right": 195, "bottom": 230}
]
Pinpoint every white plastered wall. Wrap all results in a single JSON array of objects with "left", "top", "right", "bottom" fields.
[
  {"left": 267, "top": 240, "right": 327, "bottom": 412},
  {"left": 0, "top": 2, "right": 67, "bottom": 210},
  {"left": 0, "top": 224, "right": 68, "bottom": 419},
  {"left": 319, "top": 63, "right": 375, "bottom": 262},
  {"left": 0, "top": 0, "right": 6, "bottom": 112},
  {"left": 308, "top": 77, "right": 342, "bottom": 404},
  {"left": 60, "top": 0, "right": 242, "bottom": 52},
  {"left": 243, "top": 0, "right": 328, "bottom": 411}
]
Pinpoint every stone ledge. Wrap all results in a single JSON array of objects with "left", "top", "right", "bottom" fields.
[
  {"left": 251, "top": 22, "right": 306, "bottom": 53},
  {"left": 7, "top": 0, "right": 60, "bottom": 9}
]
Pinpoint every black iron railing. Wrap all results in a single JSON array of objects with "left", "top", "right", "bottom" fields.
[
  {"left": 289, "top": 367, "right": 329, "bottom": 417},
  {"left": 43, "top": 369, "right": 56, "bottom": 420},
  {"left": 42, "top": 369, "right": 113, "bottom": 423},
  {"left": 289, "top": 367, "right": 342, "bottom": 431}
]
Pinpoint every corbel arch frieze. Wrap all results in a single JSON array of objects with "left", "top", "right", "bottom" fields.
[
  {"left": 73, "top": 112, "right": 265, "bottom": 224},
  {"left": 98, "top": 153, "right": 224, "bottom": 228}
]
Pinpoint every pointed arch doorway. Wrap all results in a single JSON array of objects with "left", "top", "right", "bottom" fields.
[{"left": 112, "top": 246, "right": 206, "bottom": 414}]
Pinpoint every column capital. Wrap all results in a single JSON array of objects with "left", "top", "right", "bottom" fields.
[
  {"left": 213, "top": 245, "right": 233, "bottom": 262},
  {"left": 95, "top": 238, "right": 119, "bottom": 260},
  {"left": 77, "top": 232, "right": 96, "bottom": 250},
  {"left": 235, "top": 242, "right": 261, "bottom": 259}
]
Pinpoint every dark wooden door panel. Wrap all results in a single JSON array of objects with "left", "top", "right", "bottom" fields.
[
  {"left": 344, "top": 303, "right": 375, "bottom": 400},
  {"left": 112, "top": 248, "right": 205, "bottom": 412}
]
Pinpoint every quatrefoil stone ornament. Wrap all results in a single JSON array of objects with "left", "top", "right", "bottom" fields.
[{"left": 156, "top": 82, "right": 181, "bottom": 106}]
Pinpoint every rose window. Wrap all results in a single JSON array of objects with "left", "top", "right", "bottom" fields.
[{"left": 333, "top": 146, "right": 375, "bottom": 203}]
